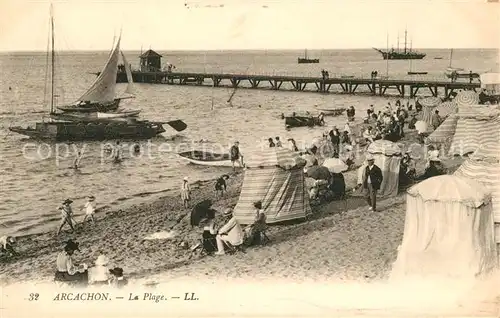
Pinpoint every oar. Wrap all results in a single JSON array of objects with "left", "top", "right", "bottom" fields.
[{"left": 166, "top": 119, "right": 187, "bottom": 132}]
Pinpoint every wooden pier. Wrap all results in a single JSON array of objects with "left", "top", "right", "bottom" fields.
[{"left": 111, "top": 70, "right": 480, "bottom": 99}]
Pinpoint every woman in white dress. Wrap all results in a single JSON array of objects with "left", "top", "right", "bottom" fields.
[{"left": 181, "top": 176, "right": 191, "bottom": 208}]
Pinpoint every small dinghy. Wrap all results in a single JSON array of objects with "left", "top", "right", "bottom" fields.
[
  {"left": 177, "top": 150, "right": 232, "bottom": 167},
  {"left": 316, "top": 108, "right": 346, "bottom": 117}
]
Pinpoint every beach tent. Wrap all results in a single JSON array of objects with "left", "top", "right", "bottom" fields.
[
  {"left": 435, "top": 101, "right": 457, "bottom": 118},
  {"left": 454, "top": 141, "right": 500, "bottom": 260},
  {"left": 480, "top": 73, "right": 500, "bottom": 96},
  {"left": 366, "top": 140, "right": 402, "bottom": 197},
  {"left": 419, "top": 97, "right": 441, "bottom": 128},
  {"left": 448, "top": 105, "right": 500, "bottom": 156},
  {"left": 425, "top": 113, "right": 458, "bottom": 149},
  {"left": 233, "top": 147, "right": 312, "bottom": 224},
  {"left": 391, "top": 175, "right": 497, "bottom": 279}
]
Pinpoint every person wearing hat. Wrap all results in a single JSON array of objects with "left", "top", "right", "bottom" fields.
[
  {"left": 54, "top": 239, "right": 88, "bottom": 284},
  {"left": 431, "top": 110, "right": 442, "bottom": 130},
  {"left": 229, "top": 141, "right": 244, "bottom": 170},
  {"left": 57, "top": 199, "right": 75, "bottom": 235},
  {"left": 0, "top": 235, "right": 18, "bottom": 257},
  {"left": 215, "top": 174, "right": 230, "bottom": 199},
  {"left": 82, "top": 195, "right": 97, "bottom": 225},
  {"left": 215, "top": 208, "right": 244, "bottom": 255},
  {"left": 181, "top": 177, "right": 191, "bottom": 208},
  {"left": 362, "top": 155, "right": 383, "bottom": 212},
  {"left": 109, "top": 267, "right": 128, "bottom": 288},
  {"left": 88, "top": 254, "right": 111, "bottom": 285}
]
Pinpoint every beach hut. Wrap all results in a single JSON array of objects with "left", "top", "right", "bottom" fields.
[
  {"left": 391, "top": 175, "right": 497, "bottom": 279},
  {"left": 425, "top": 113, "right": 458, "bottom": 149},
  {"left": 365, "top": 139, "right": 402, "bottom": 197},
  {"left": 448, "top": 105, "right": 500, "bottom": 156},
  {"left": 233, "top": 147, "right": 312, "bottom": 224},
  {"left": 480, "top": 73, "right": 500, "bottom": 96},
  {"left": 419, "top": 97, "right": 441, "bottom": 128},
  {"left": 454, "top": 142, "right": 500, "bottom": 262}
]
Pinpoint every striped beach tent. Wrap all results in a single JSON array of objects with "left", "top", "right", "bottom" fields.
[
  {"left": 435, "top": 101, "right": 457, "bottom": 118},
  {"left": 419, "top": 97, "right": 441, "bottom": 127},
  {"left": 448, "top": 106, "right": 500, "bottom": 156},
  {"left": 366, "top": 140, "right": 402, "bottom": 197},
  {"left": 233, "top": 147, "right": 312, "bottom": 224},
  {"left": 454, "top": 141, "right": 500, "bottom": 255},
  {"left": 425, "top": 113, "right": 459, "bottom": 147}
]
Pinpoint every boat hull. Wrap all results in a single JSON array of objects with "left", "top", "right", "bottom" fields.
[
  {"left": 285, "top": 116, "right": 324, "bottom": 128},
  {"left": 407, "top": 72, "right": 428, "bottom": 75},
  {"left": 9, "top": 121, "right": 165, "bottom": 141},
  {"left": 178, "top": 150, "right": 232, "bottom": 167},
  {"left": 57, "top": 99, "right": 121, "bottom": 113},
  {"left": 445, "top": 68, "right": 480, "bottom": 79},
  {"left": 298, "top": 58, "right": 319, "bottom": 64},
  {"left": 317, "top": 108, "right": 346, "bottom": 116}
]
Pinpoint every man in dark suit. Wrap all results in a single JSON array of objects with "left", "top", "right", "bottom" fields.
[{"left": 362, "top": 156, "right": 383, "bottom": 211}]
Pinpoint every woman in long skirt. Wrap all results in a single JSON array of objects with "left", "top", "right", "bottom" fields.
[{"left": 181, "top": 176, "right": 191, "bottom": 208}]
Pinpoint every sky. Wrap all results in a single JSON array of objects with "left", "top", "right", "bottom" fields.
[{"left": 0, "top": 0, "right": 499, "bottom": 51}]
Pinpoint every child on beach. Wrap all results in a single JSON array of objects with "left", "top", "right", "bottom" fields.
[
  {"left": 181, "top": 176, "right": 191, "bottom": 208},
  {"left": 82, "top": 195, "right": 96, "bottom": 225},
  {"left": 215, "top": 174, "right": 230, "bottom": 198},
  {"left": 57, "top": 199, "right": 75, "bottom": 235},
  {"left": 109, "top": 267, "right": 128, "bottom": 288}
]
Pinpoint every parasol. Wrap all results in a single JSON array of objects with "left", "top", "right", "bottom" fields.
[
  {"left": 322, "top": 158, "right": 348, "bottom": 173},
  {"left": 454, "top": 90, "right": 479, "bottom": 106},
  {"left": 415, "top": 120, "right": 428, "bottom": 133},
  {"left": 418, "top": 96, "right": 441, "bottom": 108},
  {"left": 305, "top": 166, "right": 331, "bottom": 180}
]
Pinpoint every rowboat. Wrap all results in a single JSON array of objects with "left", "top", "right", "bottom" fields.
[
  {"left": 285, "top": 116, "right": 324, "bottom": 128},
  {"left": 317, "top": 108, "right": 346, "bottom": 117},
  {"left": 178, "top": 150, "right": 232, "bottom": 167}
]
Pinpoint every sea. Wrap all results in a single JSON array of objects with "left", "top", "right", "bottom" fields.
[{"left": 0, "top": 48, "right": 498, "bottom": 237}]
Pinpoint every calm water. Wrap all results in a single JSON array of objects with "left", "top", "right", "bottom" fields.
[{"left": 0, "top": 48, "right": 498, "bottom": 236}]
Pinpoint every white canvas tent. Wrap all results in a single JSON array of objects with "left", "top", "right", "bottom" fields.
[
  {"left": 366, "top": 140, "right": 402, "bottom": 197},
  {"left": 392, "top": 175, "right": 497, "bottom": 279}
]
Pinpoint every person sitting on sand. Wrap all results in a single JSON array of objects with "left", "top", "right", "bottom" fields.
[
  {"left": 408, "top": 115, "right": 417, "bottom": 130},
  {"left": 201, "top": 220, "right": 218, "bottom": 255},
  {"left": 275, "top": 137, "right": 282, "bottom": 147},
  {"left": 82, "top": 195, "right": 96, "bottom": 225},
  {"left": 288, "top": 138, "right": 299, "bottom": 152},
  {"left": 268, "top": 138, "right": 276, "bottom": 148},
  {"left": 215, "top": 174, "right": 230, "bottom": 198},
  {"left": 57, "top": 199, "right": 76, "bottom": 235},
  {"left": 88, "top": 255, "right": 111, "bottom": 286},
  {"left": 181, "top": 176, "right": 191, "bottom": 208},
  {"left": 54, "top": 240, "right": 88, "bottom": 285},
  {"left": 109, "top": 267, "right": 128, "bottom": 288},
  {"left": 0, "top": 235, "right": 18, "bottom": 257},
  {"left": 362, "top": 126, "right": 375, "bottom": 144},
  {"left": 215, "top": 209, "right": 244, "bottom": 255}
]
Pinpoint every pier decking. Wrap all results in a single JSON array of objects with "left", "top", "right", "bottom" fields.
[{"left": 110, "top": 71, "right": 480, "bottom": 99}]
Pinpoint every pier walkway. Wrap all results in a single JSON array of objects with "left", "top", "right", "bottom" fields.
[{"left": 113, "top": 71, "right": 480, "bottom": 99}]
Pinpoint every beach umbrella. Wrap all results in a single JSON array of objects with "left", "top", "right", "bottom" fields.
[
  {"left": 415, "top": 120, "right": 428, "bottom": 134},
  {"left": 322, "top": 158, "right": 348, "bottom": 173},
  {"left": 305, "top": 166, "right": 331, "bottom": 180},
  {"left": 418, "top": 96, "right": 442, "bottom": 108},
  {"left": 454, "top": 90, "right": 479, "bottom": 106}
]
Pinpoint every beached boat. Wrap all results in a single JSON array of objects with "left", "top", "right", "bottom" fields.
[
  {"left": 317, "top": 108, "right": 346, "bottom": 117},
  {"left": 407, "top": 71, "right": 428, "bottom": 75},
  {"left": 285, "top": 116, "right": 324, "bottom": 128},
  {"left": 444, "top": 49, "right": 479, "bottom": 80},
  {"left": 177, "top": 150, "right": 232, "bottom": 167},
  {"left": 8, "top": 5, "right": 182, "bottom": 141},
  {"left": 57, "top": 99, "right": 122, "bottom": 113}
]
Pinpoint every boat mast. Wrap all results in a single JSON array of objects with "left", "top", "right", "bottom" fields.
[
  {"left": 449, "top": 48, "right": 453, "bottom": 67},
  {"left": 397, "top": 32, "right": 399, "bottom": 53},
  {"left": 50, "top": 3, "right": 55, "bottom": 114},
  {"left": 305, "top": 49, "right": 307, "bottom": 59},
  {"left": 404, "top": 28, "right": 407, "bottom": 54},
  {"left": 386, "top": 32, "right": 389, "bottom": 76}
]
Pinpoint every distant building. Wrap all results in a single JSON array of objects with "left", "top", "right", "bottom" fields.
[{"left": 139, "top": 49, "right": 162, "bottom": 72}]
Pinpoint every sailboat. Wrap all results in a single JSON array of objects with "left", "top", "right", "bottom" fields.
[
  {"left": 297, "top": 49, "right": 319, "bottom": 64},
  {"left": 373, "top": 29, "right": 426, "bottom": 60},
  {"left": 8, "top": 4, "right": 176, "bottom": 141},
  {"left": 57, "top": 37, "right": 134, "bottom": 113},
  {"left": 444, "top": 49, "right": 479, "bottom": 80}
]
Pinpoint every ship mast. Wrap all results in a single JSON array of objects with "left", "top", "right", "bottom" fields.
[
  {"left": 404, "top": 28, "right": 407, "bottom": 54},
  {"left": 397, "top": 32, "right": 399, "bottom": 53},
  {"left": 50, "top": 3, "right": 55, "bottom": 114}
]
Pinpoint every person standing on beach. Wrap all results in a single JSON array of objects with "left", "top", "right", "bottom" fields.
[
  {"left": 57, "top": 199, "right": 75, "bottom": 235},
  {"left": 181, "top": 177, "right": 191, "bottom": 208},
  {"left": 230, "top": 141, "right": 243, "bottom": 171},
  {"left": 82, "top": 195, "right": 96, "bottom": 225},
  {"left": 73, "top": 151, "right": 82, "bottom": 170},
  {"left": 431, "top": 110, "right": 442, "bottom": 130},
  {"left": 268, "top": 138, "right": 276, "bottom": 147},
  {"left": 362, "top": 156, "right": 383, "bottom": 212},
  {"left": 275, "top": 137, "right": 282, "bottom": 147},
  {"left": 113, "top": 141, "right": 122, "bottom": 163},
  {"left": 215, "top": 174, "right": 230, "bottom": 198}
]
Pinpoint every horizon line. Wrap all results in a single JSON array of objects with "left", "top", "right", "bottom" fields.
[{"left": 1, "top": 47, "right": 499, "bottom": 53}]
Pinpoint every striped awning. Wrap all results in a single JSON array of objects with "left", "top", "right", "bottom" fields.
[
  {"left": 245, "top": 147, "right": 306, "bottom": 169},
  {"left": 367, "top": 139, "right": 402, "bottom": 156},
  {"left": 470, "top": 141, "right": 500, "bottom": 162},
  {"left": 435, "top": 101, "right": 457, "bottom": 118},
  {"left": 449, "top": 113, "right": 500, "bottom": 156},
  {"left": 454, "top": 90, "right": 480, "bottom": 106},
  {"left": 426, "top": 114, "right": 458, "bottom": 144},
  {"left": 418, "top": 96, "right": 442, "bottom": 108},
  {"left": 457, "top": 104, "right": 500, "bottom": 119}
]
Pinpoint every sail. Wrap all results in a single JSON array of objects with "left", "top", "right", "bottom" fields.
[
  {"left": 77, "top": 36, "right": 121, "bottom": 103},
  {"left": 121, "top": 51, "right": 135, "bottom": 96}
]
